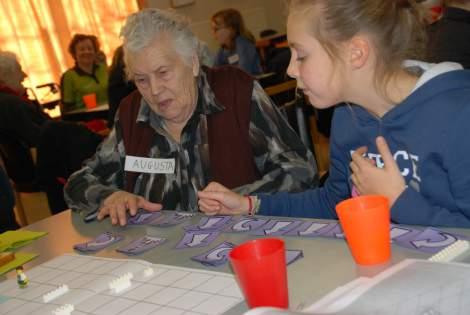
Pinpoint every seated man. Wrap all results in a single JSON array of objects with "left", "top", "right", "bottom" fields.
[{"left": 64, "top": 9, "right": 318, "bottom": 226}]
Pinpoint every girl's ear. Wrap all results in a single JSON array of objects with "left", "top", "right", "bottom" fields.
[
  {"left": 348, "top": 36, "right": 370, "bottom": 69},
  {"left": 192, "top": 53, "right": 200, "bottom": 77}
]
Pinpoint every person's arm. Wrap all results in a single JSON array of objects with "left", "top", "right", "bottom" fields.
[
  {"left": 213, "top": 48, "right": 225, "bottom": 67},
  {"left": 232, "top": 82, "right": 318, "bottom": 196},
  {"left": 392, "top": 114, "right": 470, "bottom": 228},
  {"left": 199, "top": 125, "right": 350, "bottom": 219},
  {"left": 60, "top": 71, "right": 77, "bottom": 112},
  {"left": 257, "top": 125, "right": 352, "bottom": 219},
  {"left": 63, "top": 127, "right": 123, "bottom": 219},
  {"left": 3, "top": 97, "right": 42, "bottom": 146},
  {"left": 236, "top": 38, "right": 262, "bottom": 75}
]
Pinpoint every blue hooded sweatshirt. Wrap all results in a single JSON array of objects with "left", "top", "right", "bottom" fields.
[{"left": 258, "top": 61, "right": 470, "bottom": 228}]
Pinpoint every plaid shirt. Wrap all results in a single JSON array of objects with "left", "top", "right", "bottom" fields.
[{"left": 64, "top": 68, "right": 318, "bottom": 219}]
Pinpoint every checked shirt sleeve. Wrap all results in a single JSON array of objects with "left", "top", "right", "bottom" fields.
[
  {"left": 233, "top": 81, "right": 318, "bottom": 195},
  {"left": 64, "top": 127, "right": 124, "bottom": 219}
]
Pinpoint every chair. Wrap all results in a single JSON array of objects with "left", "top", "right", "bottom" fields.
[
  {"left": 0, "top": 134, "right": 30, "bottom": 226},
  {"left": 0, "top": 130, "right": 51, "bottom": 225},
  {"left": 264, "top": 80, "right": 330, "bottom": 177},
  {"left": 264, "top": 80, "right": 313, "bottom": 150}
]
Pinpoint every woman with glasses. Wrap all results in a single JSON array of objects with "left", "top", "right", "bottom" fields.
[{"left": 211, "top": 9, "right": 262, "bottom": 75}]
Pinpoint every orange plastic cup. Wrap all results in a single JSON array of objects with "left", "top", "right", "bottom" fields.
[
  {"left": 336, "top": 195, "right": 391, "bottom": 265},
  {"left": 229, "top": 238, "right": 289, "bottom": 309},
  {"left": 82, "top": 93, "right": 97, "bottom": 109}
]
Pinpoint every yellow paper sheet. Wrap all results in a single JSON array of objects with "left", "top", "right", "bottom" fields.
[
  {"left": 0, "top": 230, "right": 47, "bottom": 252},
  {"left": 0, "top": 252, "right": 38, "bottom": 275}
]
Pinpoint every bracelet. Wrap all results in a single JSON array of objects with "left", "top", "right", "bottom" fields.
[
  {"left": 252, "top": 196, "right": 261, "bottom": 215},
  {"left": 246, "top": 196, "right": 253, "bottom": 215},
  {"left": 245, "top": 196, "right": 261, "bottom": 216}
]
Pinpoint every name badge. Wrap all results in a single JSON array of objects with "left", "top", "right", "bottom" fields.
[
  {"left": 228, "top": 54, "right": 240, "bottom": 64},
  {"left": 125, "top": 156, "right": 175, "bottom": 174}
]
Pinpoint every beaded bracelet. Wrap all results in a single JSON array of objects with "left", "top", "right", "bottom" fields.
[
  {"left": 246, "top": 196, "right": 261, "bottom": 216},
  {"left": 246, "top": 196, "right": 253, "bottom": 215},
  {"left": 252, "top": 196, "right": 261, "bottom": 215}
]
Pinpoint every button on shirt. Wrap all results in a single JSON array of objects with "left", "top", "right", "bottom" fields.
[{"left": 64, "top": 68, "right": 317, "bottom": 219}]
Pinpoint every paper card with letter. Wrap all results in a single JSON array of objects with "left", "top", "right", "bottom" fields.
[
  {"left": 394, "top": 227, "right": 468, "bottom": 253},
  {"left": 73, "top": 232, "right": 124, "bottom": 252},
  {"left": 175, "top": 230, "right": 220, "bottom": 249},
  {"left": 184, "top": 215, "right": 233, "bottom": 231},
  {"left": 127, "top": 210, "right": 163, "bottom": 225},
  {"left": 223, "top": 217, "right": 270, "bottom": 233},
  {"left": 150, "top": 211, "right": 195, "bottom": 227},
  {"left": 116, "top": 235, "right": 166, "bottom": 255},
  {"left": 285, "top": 221, "right": 337, "bottom": 238},
  {"left": 315, "top": 223, "right": 344, "bottom": 239},
  {"left": 249, "top": 219, "right": 304, "bottom": 236},
  {"left": 286, "top": 249, "right": 303, "bottom": 266},
  {"left": 389, "top": 224, "right": 422, "bottom": 243},
  {"left": 191, "top": 241, "right": 236, "bottom": 266}
]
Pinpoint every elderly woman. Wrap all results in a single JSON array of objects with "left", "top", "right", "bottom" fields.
[
  {"left": 64, "top": 9, "right": 318, "bottom": 226},
  {"left": 212, "top": 8, "right": 262, "bottom": 75},
  {"left": 60, "top": 34, "right": 109, "bottom": 112}
]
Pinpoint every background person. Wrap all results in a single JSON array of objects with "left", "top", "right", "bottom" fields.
[
  {"left": 64, "top": 8, "right": 318, "bottom": 226},
  {"left": 211, "top": 9, "right": 262, "bottom": 75},
  {"left": 198, "top": 0, "right": 470, "bottom": 228},
  {"left": 0, "top": 51, "right": 102, "bottom": 214},
  {"left": 61, "top": 34, "right": 109, "bottom": 112},
  {"left": 426, "top": 0, "right": 470, "bottom": 68}
]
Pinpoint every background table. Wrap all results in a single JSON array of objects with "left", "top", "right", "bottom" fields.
[
  {"left": 3, "top": 210, "right": 464, "bottom": 314},
  {"left": 61, "top": 103, "right": 109, "bottom": 121}
]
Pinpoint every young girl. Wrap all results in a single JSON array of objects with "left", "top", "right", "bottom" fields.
[
  {"left": 198, "top": 0, "right": 470, "bottom": 227},
  {"left": 211, "top": 9, "right": 262, "bottom": 75}
]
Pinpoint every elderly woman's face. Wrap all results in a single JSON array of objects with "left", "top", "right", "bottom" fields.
[
  {"left": 129, "top": 35, "right": 199, "bottom": 125},
  {"left": 74, "top": 39, "right": 96, "bottom": 65}
]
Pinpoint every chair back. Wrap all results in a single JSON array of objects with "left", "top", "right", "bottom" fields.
[
  {"left": 0, "top": 129, "right": 37, "bottom": 192},
  {"left": 264, "top": 80, "right": 313, "bottom": 151}
]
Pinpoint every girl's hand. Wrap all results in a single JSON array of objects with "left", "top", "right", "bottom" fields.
[
  {"left": 198, "top": 182, "right": 250, "bottom": 215},
  {"left": 350, "top": 136, "right": 406, "bottom": 206}
]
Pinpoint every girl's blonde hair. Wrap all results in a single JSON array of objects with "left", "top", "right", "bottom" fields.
[{"left": 288, "top": 0, "right": 427, "bottom": 101}]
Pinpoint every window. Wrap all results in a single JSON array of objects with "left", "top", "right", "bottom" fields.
[{"left": 0, "top": 0, "right": 138, "bottom": 101}]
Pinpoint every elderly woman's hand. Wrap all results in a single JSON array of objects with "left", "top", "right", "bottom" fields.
[
  {"left": 97, "top": 191, "right": 162, "bottom": 226},
  {"left": 198, "top": 182, "right": 250, "bottom": 216}
]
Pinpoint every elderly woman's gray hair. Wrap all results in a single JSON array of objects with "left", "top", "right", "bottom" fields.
[
  {"left": 120, "top": 8, "right": 199, "bottom": 76},
  {"left": 0, "top": 51, "right": 21, "bottom": 84}
]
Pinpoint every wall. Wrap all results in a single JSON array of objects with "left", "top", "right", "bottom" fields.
[{"left": 145, "top": 0, "right": 287, "bottom": 51}]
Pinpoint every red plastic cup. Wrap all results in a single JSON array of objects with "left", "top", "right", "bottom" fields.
[
  {"left": 336, "top": 195, "right": 391, "bottom": 265},
  {"left": 82, "top": 93, "right": 97, "bottom": 109},
  {"left": 229, "top": 238, "right": 289, "bottom": 309}
]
